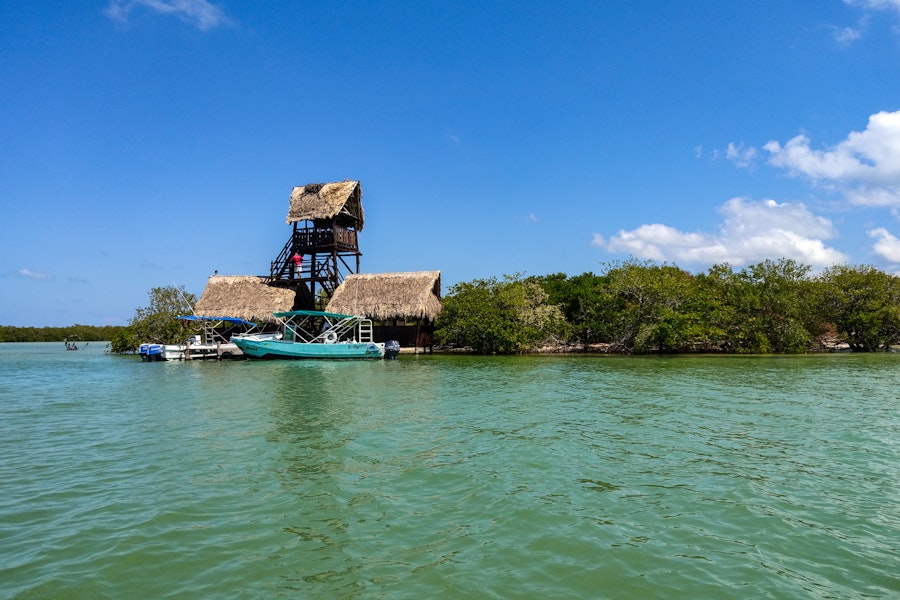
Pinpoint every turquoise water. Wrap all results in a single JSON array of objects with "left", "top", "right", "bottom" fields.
[{"left": 1, "top": 343, "right": 898, "bottom": 599}]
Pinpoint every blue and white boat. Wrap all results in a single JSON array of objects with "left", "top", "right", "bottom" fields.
[
  {"left": 232, "top": 310, "right": 391, "bottom": 360},
  {"left": 139, "top": 316, "right": 261, "bottom": 361}
]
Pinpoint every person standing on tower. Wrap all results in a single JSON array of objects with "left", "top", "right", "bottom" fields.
[{"left": 290, "top": 252, "right": 303, "bottom": 278}]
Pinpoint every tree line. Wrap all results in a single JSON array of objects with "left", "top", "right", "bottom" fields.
[
  {"left": 0, "top": 324, "right": 125, "bottom": 343},
  {"left": 434, "top": 259, "right": 900, "bottom": 354},
  {"left": 2, "top": 285, "right": 196, "bottom": 349}
]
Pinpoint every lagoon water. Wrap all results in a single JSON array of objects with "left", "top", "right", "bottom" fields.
[{"left": 1, "top": 342, "right": 898, "bottom": 599}]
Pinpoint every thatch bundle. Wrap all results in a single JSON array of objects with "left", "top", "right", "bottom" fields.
[
  {"left": 194, "top": 275, "right": 298, "bottom": 323},
  {"left": 286, "top": 180, "right": 364, "bottom": 229},
  {"left": 326, "top": 271, "right": 442, "bottom": 321}
]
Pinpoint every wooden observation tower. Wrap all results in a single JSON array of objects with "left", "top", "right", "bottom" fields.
[{"left": 267, "top": 181, "right": 364, "bottom": 309}]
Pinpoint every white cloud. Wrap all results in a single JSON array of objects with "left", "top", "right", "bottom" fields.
[
  {"left": 844, "top": 0, "right": 900, "bottom": 13},
  {"left": 595, "top": 198, "right": 847, "bottom": 268},
  {"left": 106, "top": 0, "right": 232, "bottom": 30},
  {"left": 726, "top": 142, "right": 757, "bottom": 168},
  {"left": 18, "top": 268, "right": 51, "bottom": 280},
  {"left": 842, "top": 184, "right": 900, "bottom": 207},
  {"left": 597, "top": 224, "right": 725, "bottom": 263},
  {"left": 832, "top": 24, "right": 863, "bottom": 45},
  {"left": 868, "top": 227, "right": 900, "bottom": 262},
  {"left": 764, "top": 109, "right": 900, "bottom": 207}
]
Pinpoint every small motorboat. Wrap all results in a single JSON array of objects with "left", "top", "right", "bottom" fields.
[{"left": 232, "top": 310, "right": 396, "bottom": 360}]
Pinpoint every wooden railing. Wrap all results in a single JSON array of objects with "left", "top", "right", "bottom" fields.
[
  {"left": 267, "top": 226, "right": 359, "bottom": 284},
  {"left": 268, "top": 235, "right": 294, "bottom": 282},
  {"left": 291, "top": 226, "right": 358, "bottom": 251}
]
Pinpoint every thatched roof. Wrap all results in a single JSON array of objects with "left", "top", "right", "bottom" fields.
[
  {"left": 326, "top": 271, "right": 442, "bottom": 321},
  {"left": 286, "top": 180, "right": 364, "bottom": 230},
  {"left": 194, "top": 276, "right": 298, "bottom": 323}
]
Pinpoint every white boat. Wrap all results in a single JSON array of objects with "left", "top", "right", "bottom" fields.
[{"left": 140, "top": 316, "right": 260, "bottom": 361}]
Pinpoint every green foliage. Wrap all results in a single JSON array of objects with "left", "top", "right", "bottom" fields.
[
  {"left": 532, "top": 261, "right": 707, "bottom": 353},
  {"left": 435, "top": 274, "right": 568, "bottom": 354},
  {"left": 529, "top": 272, "right": 609, "bottom": 344},
  {"left": 597, "top": 259, "right": 696, "bottom": 353},
  {"left": 691, "top": 259, "right": 819, "bottom": 353},
  {"left": 108, "top": 328, "right": 141, "bottom": 354},
  {"left": 109, "top": 285, "right": 197, "bottom": 353},
  {"left": 817, "top": 264, "right": 900, "bottom": 351},
  {"left": 479, "top": 258, "right": 900, "bottom": 355},
  {"left": 743, "top": 258, "right": 821, "bottom": 353},
  {"left": 691, "top": 264, "right": 745, "bottom": 351}
]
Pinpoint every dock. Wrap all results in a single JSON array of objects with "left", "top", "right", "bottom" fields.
[{"left": 164, "top": 341, "right": 245, "bottom": 361}]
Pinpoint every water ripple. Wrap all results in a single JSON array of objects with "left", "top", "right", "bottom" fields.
[{"left": 1, "top": 347, "right": 899, "bottom": 598}]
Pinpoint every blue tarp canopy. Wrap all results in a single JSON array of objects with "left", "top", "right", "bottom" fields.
[{"left": 176, "top": 315, "right": 257, "bottom": 326}]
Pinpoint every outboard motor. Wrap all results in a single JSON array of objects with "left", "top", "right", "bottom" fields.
[{"left": 384, "top": 340, "right": 400, "bottom": 360}]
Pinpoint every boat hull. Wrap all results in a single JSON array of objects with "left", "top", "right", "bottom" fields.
[
  {"left": 233, "top": 336, "right": 385, "bottom": 360},
  {"left": 163, "top": 344, "right": 185, "bottom": 360}
]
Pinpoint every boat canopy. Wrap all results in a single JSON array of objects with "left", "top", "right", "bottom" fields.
[
  {"left": 273, "top": 310, "right": 355, "bottom": 320},
  {"left": 176, "top": 315, "right": 257, "bottom": 326}
]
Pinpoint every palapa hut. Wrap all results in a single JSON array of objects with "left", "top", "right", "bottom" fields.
[
  {"left": 194, "top": 275, "right": 299, "bottom": 325},
  {"left": 268, "top": 180, "right": 365, "bottom": 308},
  {"left": 326, "top": 271, "right": 442, "bottom": 352},
  {"left": 286, "top": 180, "right": 363, "bottom": 228}
]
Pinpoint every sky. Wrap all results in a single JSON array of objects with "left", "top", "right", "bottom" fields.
[{"left": 3, "top": 1, "right": 900, "bottom": 326}]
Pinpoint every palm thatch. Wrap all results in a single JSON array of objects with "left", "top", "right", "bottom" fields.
[
  {"left": 286, "top": 180, "right": 364, "bottom": 229},
  {"left": 194, "top": 276, "right": 298, "bottom": 323},
  {"left": 326, "top": 271, "right": 442, "bottom": 321}
]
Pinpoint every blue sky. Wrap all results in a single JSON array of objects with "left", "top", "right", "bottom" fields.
[{"left": 3, "top": 1, "right": 900, "bottom": 326}]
